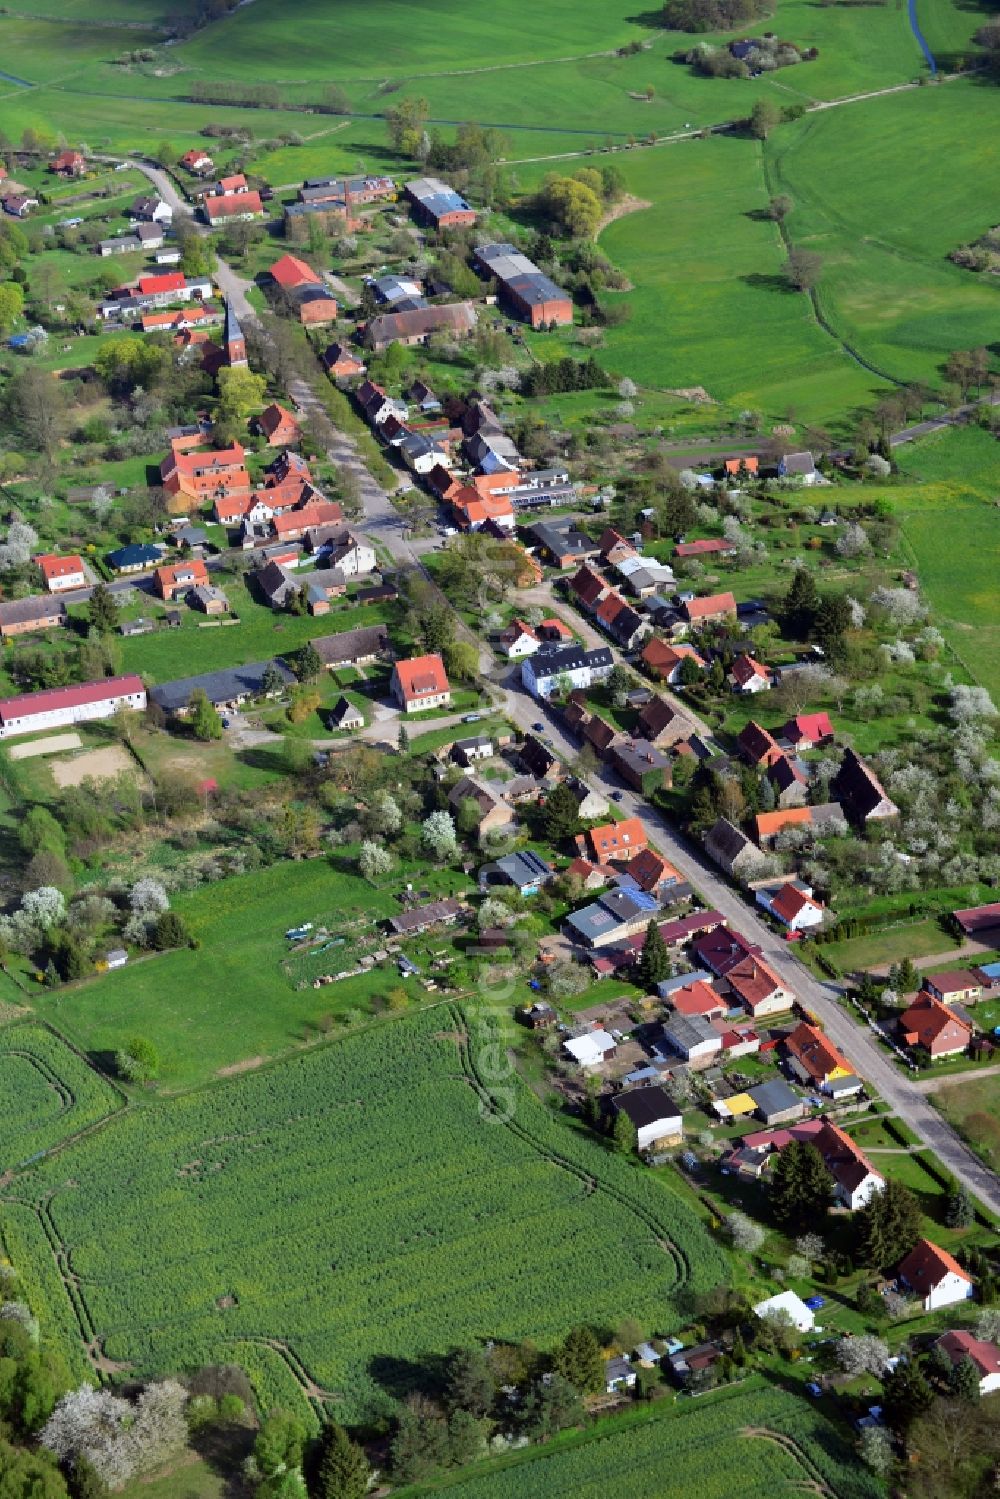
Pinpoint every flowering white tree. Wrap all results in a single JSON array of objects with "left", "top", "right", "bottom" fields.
[
  {"left": 870, "top": 586, "right": 925, "bottom": 627},
  {"left": 90, "top": 485, "right": 114, "bottom": 524},
  {"left": 618, "top": 377, "right": 637, "bottom": 400},
  {"left": 358, "top": 840, "right": 394, "bottom": 882},
  {"left": 366, "top": 791, "right": 402, "bottom": 836},
  {"left": 21, "top": 886, "right": 66, "bottom": 932},
  {"left": 726, "top": 1210, "right": 765, "bottom": 1253},
  {"left": 129, "top": 878, "right": 170, "bottom": 915},
  {"left": 836, "top": 1334, "right": 889, "bottom": 1377},
  {"left": 858, "top": 1425, "right": 893, "bottom": 1475},
  {"left": 39, "top": 1382, "right": 187, "bottom": 1487},
  {"left": 834, "top": 522, "right": 869, "bottom": 558},
  {"left": 421, "top": 811, "right": 459, "bottom": 862},
  {"left": 950, "top": 685, "right": 998, "bottom": 726},
  {"left": 795, "top": 1231, "right": 825, "bottom": 1262},
  {"left": 478, "top": 897, "right": 516, "bottom": 930},
  {"left": 865, "top": 454, "right": 891, "bottom": 479}
]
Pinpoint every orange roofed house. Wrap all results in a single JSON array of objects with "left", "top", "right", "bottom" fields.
[
  {"left": 682, "top": 591, "right": 737, "bottom": 627},
  {"left": 899, "top": 991, "right": 972, "bottom": 1059},
  {"left": 202, "top": 191, "right": 264, "bottom": 225},
  {"left": 576, "top": 817, "right": 648, "bottom": 865},
  {"left": 784, "top": 1020, "right": 857, "bottom": 1094},
  {"left": 154, "top": 559, "right": 209, "bottom": 602},
  {"left": 898, "top": 1238, "right": 974, "bottom": 1312},
  {"left": 35, "top": 554, "right": 85, "bottom": 593},
  {"left": 257, "top": 403, "right": 302, "bottom": 448},
  {"left": 160, "top": 439, "right": 251, "bottom": 515},
  {"left": 391, "top": 654, "right": 452, "bottom": 714}
]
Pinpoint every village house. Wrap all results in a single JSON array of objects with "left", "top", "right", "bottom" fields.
[
  {"left": 564, "top": 887, "right": 661, "bottom": 950},
  {"left": 756, "top": 880, "right": 824, "bottom": 933},
  {"left": 364, "top": 302, "right": 477, "bottom": 352},
  {"left": 636, "top": 696, "right": 694, "bottom": 749},
  {"left": 323, "top": 342, "right": 367, "bottom": 380},
  {"left": 0, "top": 675, "right": 146, "bottom": 739},
  {"left": 784, "top": 1021, "right": 857, "bottom": 1093},
  {"left": 521, "top": 644, "right": 613, "bottom": 700},
  {"left": 640, "top": 639, "right": 706, "bottom": 684},
  {"left": 150, "top": 659, "right": 294, "bottom": 718},
  {"left": 256, "top": 403, "right": 302, "bottom": 447},
  {"left": 722, "top": 954, "right": 794, "bottom": 1018},
  {"left": 682, "top": 591, "right": 738, "bottom": 628},
  {"left": 899, "top": 991, "right": 972, "bottom": 1059},
  {"left": 312, "top": 625, "right": 389, "bottom": 671},
  {"left": 528, "top": 518, "right": 600, "bottom": 569},
  {"left": 576, "top": 817, "right": 648, "bottom": 864},
  {"left": 391, "top": 654, "right": 452, "bottom": 714},
  {"left": 161, "top": 440, "right": 251, "bottom": 512},
  {"left": 563, "top": 1028, "right": 617, "bottom": 1069},
  {"left": 898, "top": 1239, "right": 974, "bottom": 1312},
  {"left": 50, "top": 149, "right": 85, "bottom": 178},
  {"left": 2, "top": 192, "right": 38, "bottom": 218},
  {"left": 923, "top": 969, "right": 984, "bottom": 1005},
  {"left": 608, "top": 739, "right": 672, "bottom": 796},
  {"left": 35, "top": 553, "right": 85, "bottom": 593},
  {"left": 447, "top": 775, "right": 515, "bottom": 838},
  {"left": 328, "top": 696, "right": 364, "bottom": 732},
  {"left": 624, "top": 848, "right": 684, "bottom": 901},
  {"left": 478, "top": 849, "right": 554, "bottom": 896},
  {"left": 691, "top": 924, "right": 760, "bottom": 977},
  {"left": 107, "top": 542, "right": 164, "bottom": 575},
  {"left": 180, "top": 149, "right": 213, "bottom": 174},
  {"left": 730, "top": 654, "right": 773, "bottom": 694},
  {"left": 704, "top": 818, "right": 762, "bottom": 882},
  {"left": 934, "top": 1332, "right": 1000, "bottom": 1396},
  {"left": 202, "top": 190, "right": 265, "bottom": 225},
  {"left": 611, "top": 1085, "right": 683, "bottom": 1151},
  {"left": 666, "top": 979, "right": 727, "bottom": 1020},
  {"left": 781, "top": 712, "right": 835, "bottom": 750},
  {"left": 498, "top": 619, "right": 540, "bottom": 659},
  {"left": 737, "top": 1119, "right": 883, "bottom": 1210},
  {"left": 778, "top": 451, "right": 818, "bottom": 484},
  {"left": 131, "top": 194, "right": 172, "bottom": 224},
  {"left": 832, "top": 748, "right": 899, "bottom": 824},
  {"left": 737, "top": 720, "right": 783, "bottom": 767},
  {"left": 0, "top": 595, "right": 67, "bottom": 641},
  {"left": 154, "top": 559, "right": 209, "bottom": 602},
  {"left": 768, "top": 752, "right": 809, "bottom": 809}
]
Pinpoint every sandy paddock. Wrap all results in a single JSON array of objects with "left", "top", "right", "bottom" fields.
[
  {"left": 50, "top": 744, "right": 139, "bottom": 788},
  {"left": 8, "top": 733, "right": 82, "bottom": 761}
]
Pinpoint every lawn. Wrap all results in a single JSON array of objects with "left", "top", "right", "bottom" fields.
[
  {"left": 819, "top": 918, "right": 960, "bottom": 976},
  {"left": 29, "top": 855, "right": 475, "bottom": 1087},
  {"left": 2, "top": 1005, "right": 729, "bottom": 1424},
  {"left": 398, "top": 1378, "right": 881, "bottom": 1499},
  {"left": 933, "top": 1073, "right": 1000, "bottom": 1167}
]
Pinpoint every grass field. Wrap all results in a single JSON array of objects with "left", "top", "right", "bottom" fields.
[
  {"left": 890, "top": 427, "right": 1000, "bottom": 698},
  {"left": 2, "top": 1005, "right": 730, "bottom": 1423},
  {"left": 31, "top": 856, "right": 468, "bottom": 1088},
  {"left": 818, "top": 919, "right": 960, "bottom": 975},
  {"left": 398, "top": 1379, "right": 882, "bottom": 1499},
  {"left": 934, "top": 1073, "right": 1000, "bottom": 1166}
]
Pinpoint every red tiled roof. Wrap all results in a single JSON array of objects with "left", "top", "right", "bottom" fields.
[
  {"left": 585, "top": 817, "right": 647, "bottom": 860},
  {"left": 898, "top": 1238, "right": 970, "bottom": 1297},
  {"left": 785, "top": 1021, "right": 851, "bottom": 1082},
  {"left": 393, "top": 653, "right": 450, "bottom": 702},
  {"left": 936, "top": 1330, "right": 1000, "bottom": 1380},
  {"left": 768, "top": 883, "right": 822, "bottom": 923},
  {"left": 671, "top": 980, "right": 725, "bottom": 1018},
  {"left": 36, "top": 554, "right": 83, "bottom": 582},
  {"left": 272, "top": 500, "right": 344, "bottom": 537},
  {"left": 155, "top": 560, "right": 208, "bottom": 591},
  {"left": 754, "top": 807, "right": 813, "bottom": 841},
  {"left": 204, "top": 191, "right": 264, "bottom": 220},
  {"left": 627, "top": 848, "right": 680, "bottom": 893},
  {"left": 0, "top": 674, "right": 144, "bottom": 723},
  {"left": 675, "top": 538, "right": 735, "bottom": 557},
  {"left": 684, "top": 591, "right": 736, "bottom": 621},
  {"left": 900, "top": 991, "right": 972, "bottom": 1052},
  {"left": 954, "top": 902, "right": 1000, "bottom": 936},
  {"left": 258, "top": 403, "right": 300, "bottom": 440},
  {"left": 138, "top": 272, "right": 186, "bottom": 295},
  {"left": 725, "top": 955, "right": 786, "bottom": 1013},
  {"left": 594, "top": 592, "right": 626, "bottom": 629},
  {"left": 731, "top": 654, "right": 770, "bottom": 687},
  {"left": 270, "top": 253, "right": 322, "bottom": 289},
  {"left": 785, "top": 712, "right": 834, "bottom": 744}
]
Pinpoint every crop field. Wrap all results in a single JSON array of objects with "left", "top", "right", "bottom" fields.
[
  {"left": 1, "top": 1006, "right": 729, "bottom": 1422},
  {"left": 0, "top": 1023, "right": 122, "bottom": 1170},
  {"left": 398, "top": 1381, "right": 883, "bottom": 1499}
]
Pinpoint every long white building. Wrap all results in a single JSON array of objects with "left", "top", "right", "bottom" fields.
[{"left": 0, "top": 675, "right": 147, "bottom": 739}]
